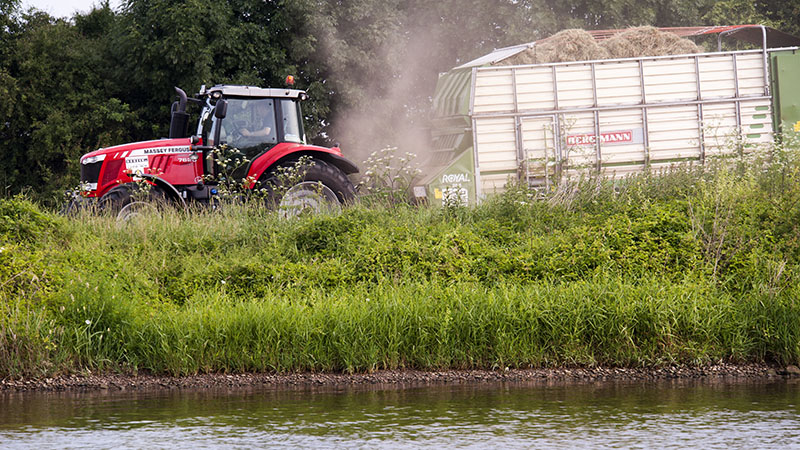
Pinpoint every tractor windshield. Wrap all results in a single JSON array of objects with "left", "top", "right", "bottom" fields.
[
  {"left": 220, "top": 98, "right": 278, "bottom": 150},
  {"left": 198, "top": 97, "right": 305, "bottom": 149}
]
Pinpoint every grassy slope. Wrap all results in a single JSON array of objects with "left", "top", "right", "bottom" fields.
[{"left": 2, "top": 153, "right": 800, "bottom": 378}]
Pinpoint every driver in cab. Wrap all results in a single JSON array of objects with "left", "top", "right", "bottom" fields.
[{"left": 240, "top": 101, "right": 273, "bottom": 139}]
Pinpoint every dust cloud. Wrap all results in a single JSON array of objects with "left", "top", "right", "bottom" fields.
[{"left": 321, "top": 24, "right": 467, "bottom": 185}]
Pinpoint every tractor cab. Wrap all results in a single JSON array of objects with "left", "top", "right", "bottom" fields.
[
  {"left": 171, "top": 84, "right": 312, "bottom": 181},
  {"left": 194, "top": 85, "right": 308, "bottom": 151}
]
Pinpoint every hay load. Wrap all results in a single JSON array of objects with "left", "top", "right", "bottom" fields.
[
  {"left": 498, "top": 26, "right": 702, "bottom": 66},
  {"left": 601, "top": 26, "right": 703, "bottom": 58},
  {"left": 500, "top": 29, "right": 607, "bottom": 65}
]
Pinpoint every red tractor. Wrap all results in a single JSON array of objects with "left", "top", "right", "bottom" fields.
[{"left": 79, "top": 83, "right": 358, "bottom": 216}]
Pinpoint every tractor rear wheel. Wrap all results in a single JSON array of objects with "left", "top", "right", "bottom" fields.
[{"left": 259, "top": 158, "right": 355, "bottom": 217}]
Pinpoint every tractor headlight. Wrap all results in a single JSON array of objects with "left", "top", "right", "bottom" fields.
[
  {"left": 80, "top": 182, "right": 98, "bottom": 192},
  {"left": 82, "top": 154, "right": 106, "bottom": 165}
]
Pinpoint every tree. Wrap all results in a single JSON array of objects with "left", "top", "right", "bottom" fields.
[
  {"left": 109, "top": 0, "right": 334, "bottom": 140},
  {"left": 756, "top": 0, "right": 800, "bottom": 37},
  {"left": 703, "top": 0, "right": 777, "bottom": 28},
  {"left": 0, "top": 7, "right": 136, "bottom": 200}
]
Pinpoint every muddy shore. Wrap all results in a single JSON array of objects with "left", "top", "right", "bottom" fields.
[{"left": 3, "top": 363, "right": 799, "bottom": 392}]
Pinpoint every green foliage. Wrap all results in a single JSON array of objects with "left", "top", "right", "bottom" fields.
[
  {"left": 0, "top": 195, "right": 60, "bottom": 243},
  {"left": 703, "top": 0, "right": 777, "bottom": 28},
  {"left": 0, "top": 7, "right": 137, "bottom": 201},
  {"left": 3, "top": 145, "right": 800, "bottom": 377},
  {"left": 357, "top": 146, "right": 421, "bottom": 206},
  {"left": 756, "top": 0, "right": 800, "bottom": 37}
]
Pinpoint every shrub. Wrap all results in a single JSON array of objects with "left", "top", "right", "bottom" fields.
[{"left": 0, "top": 195, "right": 61, "bottom": 244}]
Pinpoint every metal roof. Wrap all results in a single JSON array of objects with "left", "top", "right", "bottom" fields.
[
  {"left": 454, "top": 43, "right": 535, "bottom": 69},
  {"left": 202, "top": 85, "right": 307, "bottom": 99}
]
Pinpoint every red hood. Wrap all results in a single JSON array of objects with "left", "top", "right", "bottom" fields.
[{"left": 80, "top": 138, "right": 194, "bottom": 163}]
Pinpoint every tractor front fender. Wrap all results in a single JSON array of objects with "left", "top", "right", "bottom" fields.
[
  {"left": 316, "top": 152, "right": 359, "bottom": 175},
  {"left": 139, "top": 174, "right": 188, "bottom": 210}
]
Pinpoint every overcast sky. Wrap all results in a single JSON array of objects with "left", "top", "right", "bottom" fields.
[{"left": 21, "top": 0, "right": 123, "bottom": 18}]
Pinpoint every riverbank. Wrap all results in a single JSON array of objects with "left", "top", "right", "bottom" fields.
[
  {"left": 3, "top": 152, "right": 800, "bottom": 379},
  {"left": 3, "top": 363, "right": 799, "bottom": 392}
]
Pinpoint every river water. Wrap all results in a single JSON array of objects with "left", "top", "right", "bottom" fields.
[{"left": 1, "top": 379, "right": 798, "bottom": 449}]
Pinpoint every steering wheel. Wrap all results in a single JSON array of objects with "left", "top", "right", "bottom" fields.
[{"left": 230, "top": 128, "right": 244, "bottom": 142}]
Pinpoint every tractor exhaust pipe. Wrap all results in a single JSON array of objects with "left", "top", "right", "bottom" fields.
[{"left": 169, "top": 87, "right": 190, "bottom": 138}]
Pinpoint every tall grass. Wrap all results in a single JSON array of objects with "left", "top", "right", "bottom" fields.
[{"left": 2, "top": 144, "right": 800, "bottom": 378}]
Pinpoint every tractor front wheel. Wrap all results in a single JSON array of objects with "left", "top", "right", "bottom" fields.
[
  {"left": 98, "top": 184, "right": 134, "bottom": 213},
  {"left": 99, "top": 183, "right": 168, "bottom": 222}
]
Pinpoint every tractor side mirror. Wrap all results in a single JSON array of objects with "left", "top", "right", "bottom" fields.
[{"left": 214, "top": 100, "right": 228, "bottom": 119}]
